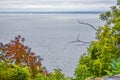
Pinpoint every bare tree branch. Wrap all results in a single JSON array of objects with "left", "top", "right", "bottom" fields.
[
  {"left": 68, "top": 20, "right": 96, "bottom": 45},
  {"left": 76, "top": 19, "right": 97, "bottom": 31},
  {"left": 68, "top": 34, "right": 90, "bottom": 44},
  {"left": 69, "top": 40, "right": 90, "bottom": 44}
]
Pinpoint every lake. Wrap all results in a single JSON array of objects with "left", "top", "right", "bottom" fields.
[{"left": 0, "top": 14, "right": 104, "bottom": 76}]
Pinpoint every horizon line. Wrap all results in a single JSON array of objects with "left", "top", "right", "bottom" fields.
[{"left": 0, "top": 11, "right": 104, "bottom": 14}]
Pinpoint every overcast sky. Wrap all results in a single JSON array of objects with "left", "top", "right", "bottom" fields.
[{"left": 0, "top": 0, "right": 117, "bottom": 11}]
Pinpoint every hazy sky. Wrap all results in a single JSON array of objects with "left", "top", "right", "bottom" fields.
[{"left": 0, "top": 0, "right": 117, "bottom": 11}]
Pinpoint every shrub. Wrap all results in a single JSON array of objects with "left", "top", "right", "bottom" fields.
[{"left": 0, "top": 62, "right": 31, "bottom": 80}]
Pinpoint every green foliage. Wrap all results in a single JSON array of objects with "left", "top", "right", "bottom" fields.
[
  {"left": 106, "top": 57, "right": 120, "bottom": 76},
  {"left": 0, "top": 61, "right": 70, "bottom": 80},
  {"left": 35, "top": 68, "right": 69, "bottom": 80},
  {"left": 0, "top": 62, "right": 13, "bottom": 80},
  {"left": 0, "top": 62, "right": 31, "bottom": 80},
  {"left": 117, "top": 0, "right": 120, "bottom": 5},
  {"left": 75, "top": 55, "right": 92, "bottom": 80},
  {"left": 100, "top": 0, "right": 120, "bottom": 24},
  {"left": 50, "top": 68, "right": 70, "bottom": 80},
  {"left": 75, "top": 1, "right": 120, "bottom": 80},
  {"left": 75, "top": 24, "right": 120, "bottom": 80},
  {"left": 12, "top": 65, "right": 31, "bottom": 80}
]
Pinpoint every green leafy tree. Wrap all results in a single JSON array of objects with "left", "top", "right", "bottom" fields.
[
  {"left": 100, "top": 0, "right": 120, "bottom": 24},
  {"left": 75, "top": 0, "right": 120, "bottom": 80}
]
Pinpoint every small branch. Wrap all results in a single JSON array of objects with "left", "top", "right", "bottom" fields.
[
  {"left": 76, "top": 19, "right": 97, "bottom": 31},
  {"left": 69, "top": 40, "right": 90, "bottom": 44},
  {"left": 68, "top": 34, "right": 90, "bottom": 44}
]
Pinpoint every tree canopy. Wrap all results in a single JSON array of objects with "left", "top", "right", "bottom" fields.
[{"left": 75, "top": 0, "right": 120, "bottom": 80}]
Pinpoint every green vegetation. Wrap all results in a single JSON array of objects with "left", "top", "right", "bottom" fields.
[
  {"left": 35, "top": 69, "right": 70, "bottom": 80},
  {"left": 0, "top": 61, "right": 31, "bottom": 80},
  {"left": 0, "top": 0, "right": 120, "bottom": 80},
  {"left": 74, "top": 0, "right": 120, "bottom": 80},
  {"left": 0, "top": 35, "right": 69, "bottom": 80},
  {"left": 105, "top": 57, "right": 120, "bottom": 76}
]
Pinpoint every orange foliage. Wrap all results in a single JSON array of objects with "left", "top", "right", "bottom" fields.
[{"left": 0, "top": 35, "right": 48, "bottom": 76}]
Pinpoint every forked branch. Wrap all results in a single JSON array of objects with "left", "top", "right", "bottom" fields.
[
  {"left": 68, "top": 34, "right": 90, "bottom": 44},
  {"left": 68, "top": 19, "right": 96, "bottom": 45}
]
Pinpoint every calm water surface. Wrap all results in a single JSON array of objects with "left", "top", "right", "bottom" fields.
[{"left": 0, "top": 14, "right": 104, "bottom": 76}]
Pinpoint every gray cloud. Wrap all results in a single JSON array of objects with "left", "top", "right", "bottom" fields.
[
  {"left": 0, "top": 0, "right": 117, "bottom": 11},
  {"left": 0, "top": 0, "right": 116, "bottom": 4}
]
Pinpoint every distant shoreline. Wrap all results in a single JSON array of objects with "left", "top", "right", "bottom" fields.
[{"left": 0, "top": 11, "right": 104, "bottom": 14}]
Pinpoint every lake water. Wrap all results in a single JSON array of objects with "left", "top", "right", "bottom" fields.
[{"left": 0, "top": 14, "right": 104, "bottom": 76}]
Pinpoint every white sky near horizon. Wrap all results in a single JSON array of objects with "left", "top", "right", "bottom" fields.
[{"left": 0, "top": 0, "right": 117, "bottom": 11}]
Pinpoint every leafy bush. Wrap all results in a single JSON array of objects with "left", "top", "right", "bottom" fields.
[
  {"left": 0, "top": 62, "right": 31, "bottom": 80},
  {"left": 0, "top": 62, "right": 13, "bottom": 80},
  {"left": 12, "top": 65, "right": 31, "bottom": 80}
]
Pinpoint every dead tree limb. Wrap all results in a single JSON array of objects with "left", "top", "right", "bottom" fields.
[
  {"left": 68, "top": 20, "right": 97, "bottom": 45},
  {"left": 76, "top": 19, "right": 97, "bottom": 31},
  {"left": 68, "top": 34, "right": 90, "bottom": 44}
]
